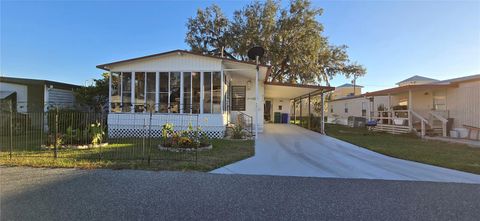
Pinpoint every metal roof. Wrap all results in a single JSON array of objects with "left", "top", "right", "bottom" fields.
[
  {"left": 0, "top": 76, "right": 81, "bottom": 89},
  {"left": 396, "top": 75, "right": 438, "bottom": 85},
  {"left": 96, "top": 49, "right": 270, "bottom": 71},
  {"left": 337, "top": 83, "right": 363, "bottom": 88}
]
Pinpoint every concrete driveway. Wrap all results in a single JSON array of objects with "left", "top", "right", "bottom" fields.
[{"left": 212, "top": 124, "right": 480, "bottom": 184}]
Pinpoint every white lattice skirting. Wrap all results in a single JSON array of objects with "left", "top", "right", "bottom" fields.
[{"left": 107, "top": 113, "right": 226, "bottom": 139}]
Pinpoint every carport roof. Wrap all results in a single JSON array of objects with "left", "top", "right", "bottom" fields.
[{"left": 264, "top": 82, "right": 334, "bottom": 99}]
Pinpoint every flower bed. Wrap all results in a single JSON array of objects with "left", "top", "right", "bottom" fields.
[
  {"left": 157, "top": 123, "right": 212, "bottom": 152},
  {"left": 158, "top": 144, "right": 212, "bottom": 152}
]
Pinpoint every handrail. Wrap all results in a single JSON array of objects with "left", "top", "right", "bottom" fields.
[
  {"left": 429, "top": 111, "right": 448, "bottom": 123},
  {"left": 429, "top": 111, "right": 448, "bottom": 137},
  {"left": 410, "top": 110, "right": 429, "bottom": 137},
  {"left": 237, "top": 111, "right": 254, "bottom": 136},
  {"left": 410, "top": 110, "right": 428, "bottom": 123}
]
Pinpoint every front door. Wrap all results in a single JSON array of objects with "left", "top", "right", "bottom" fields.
[{"left": 264, "top": 100, "right": 272, "bottom": 121}]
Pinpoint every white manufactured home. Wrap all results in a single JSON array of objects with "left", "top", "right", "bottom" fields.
[{"left": 97, "top": 50, "right": 333, "bottom": 138}]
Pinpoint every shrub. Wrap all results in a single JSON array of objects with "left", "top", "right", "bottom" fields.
[
  {"left": 89, "top": 122, "right": 105, "bottom": 145},
  {"left": 161, "top": 123, "right": 174, "bottom": 145},
  {"left": 232, "top": 124, "right": 244, "bottom": 139}
]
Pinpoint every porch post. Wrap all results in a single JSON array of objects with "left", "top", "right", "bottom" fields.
[
  {"left": 321, "top": 91, "right": 325, "bottom": 134},
  {"left": 155, "top": 72, "right": 159, "bottom": 112},
  {"left": 131, "top": 72, "right": 135, "bottom": 113},
  {"left": 387, "top": 93, "right": 391, "bottom": 124},
  {"left": 408, "top": 90, "right": 413, "bottom": 130},
  {"left": 180, "top": 72, "right": 184, "bottom": 114},
  {"left": 200, "top": 72, "right": 204, "bottom": 114},
  {"left": 108, "top": 72, "right": 112, "bottom": 113},
  {"left": 308, "top": 93, "right": 311, "bottom": 129},
  {"left": 221, "top": 67, "right": 224, "bottom": 113}
]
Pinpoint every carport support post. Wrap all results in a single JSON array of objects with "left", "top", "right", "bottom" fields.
[
  {"left": 321, "top": 92, "right": 325, "bottom": 134},
  {"left": 408, "top": 90, "right": 413, "bottom": 131},
  {"left": 299, "top": 98, "right": 302, "bottom": 126},
  {"left": 293, "top": 99, "right": 296, "bottom": 124},
  {"left": 308, "top": 93, "right": 311, "bottom": 129},
  {"left": 255, "top": 56, "right": 259, "bottom": 138}
]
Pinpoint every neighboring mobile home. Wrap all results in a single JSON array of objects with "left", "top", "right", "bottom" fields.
[
  {"left": 326, "top": 83, "right": 388, "bottom": 125},
  {"left": 97, "top": 50, "right": 334, "bottom": 138},
  {"left": 365, "top": 74, "right": 480, "bottom": 139},
  {"left": 0, "top": 76, "right": 80, "bottom": 112}
]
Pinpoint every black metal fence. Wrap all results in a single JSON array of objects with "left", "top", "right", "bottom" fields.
[{"left": 0, "top": 109, "right": 208, "bottom": 163}]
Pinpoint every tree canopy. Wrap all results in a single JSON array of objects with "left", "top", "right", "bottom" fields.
[
  {"left": 74, "top": 73, "right": 109, "bottom": 112},
  {"left": 185, "top": 0, "right": 365, "bottom": 85}
]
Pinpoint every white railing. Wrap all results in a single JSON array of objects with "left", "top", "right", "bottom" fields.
[
  {"left": 410, "top": 110, "right": 429, "bottom": 137},
  {"left": 429, "top": 111, "right": 448, "bottom": 137},
  {"left": 371, "top": 110, "right": 409, "bottom": 125}
]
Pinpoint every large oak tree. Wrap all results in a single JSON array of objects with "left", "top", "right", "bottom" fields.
[{"left": 185, "top": 0, "right": 365, "bottom": 85}]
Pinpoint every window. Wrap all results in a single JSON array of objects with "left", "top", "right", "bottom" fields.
[
  {"left": 169, "top": 72, "right": 180, "bottom": 113},
  {"left": 110, "top": 72, "right": 121, "bottom": 112},
  {"left": 146, "top": 72, "right": 156, "bottom": 112},
  {"left": 344, "top": 103, "right": 348, "bottom": 113},
  {"left": 231, "top": 86, "right": 246, "bottom": 111},
  {"left": 134, "top": 72, "right": 145, "bottom": 112},
  {"left": 278, "top": 105, "right": 282, "bottom": 111},
  {"left": 361, "top": 102, "right": 367, "bottom": 117},
  {"left": 203, "top": 72, "right": 211, "bottom": 113},
  {"left": 109, "top": 70, "right": 223, "bottom": 114},
  {"left": 433, "top": 91, "right": 446, "bottom": 110},
  {"left": 183, "top": 72, "right": 192, "bottom": 113},
  {"left": 121, "top": 72, "right": 132, "bottom": 112},
  {"left": 192, "top": 72, "right": 201, "bottom": 113},
  {"left": 212, "top": 72, "right": 221, "bottom": 113},
  {"left": 330, "top": 107, "right": 333, "bottom": 113},
  {"left": 159, "top": 72, "right": 169, "bottom": 113}
]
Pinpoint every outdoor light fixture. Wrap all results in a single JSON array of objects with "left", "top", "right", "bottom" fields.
[
  {"left": 247, "top": 46, "right": 265, "bottom": 139},
  {"left": 247, "top": 80, "right": 252, "bottom": 90}
]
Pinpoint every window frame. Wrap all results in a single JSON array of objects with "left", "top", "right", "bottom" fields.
[{"left": 231, "top": 85, "right": 246, "bottom": 111}]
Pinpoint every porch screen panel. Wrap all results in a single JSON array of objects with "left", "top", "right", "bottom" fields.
[
  {"left": 203, "top": 72, "right": 211, "bottom": 113},
  {"left": 121, "top": 72, "right": 132, "bottom": 112},
  {"left": 212, "top": 72, "right": 221, "bottom": 113},
  {"left": 110, "top": 72, "right": 121, "bottom": 112},
  {"left": 183, "top": 72, "right": 192, "bottom": 113},
  {"left": 146, "top": 72, "right": 156, "bottom": 112},
  {"left": 134, "top": 72, "right": 145, "bottom": 112},
  {"left": 159, "top": 72, "right": 169, "bottom": 113},
  {"left": 231, "top": 86, "right": 246, "bottom": 111},
  {"left": 170, "top": 72, "right": 180, "bottom": 113},
  {"left": 192, "top": 72, "right": 201, "bottom": 114}
]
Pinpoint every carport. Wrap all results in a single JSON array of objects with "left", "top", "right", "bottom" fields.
[{"left": 263, "top": 82, "right": 334, "bottom": 133}]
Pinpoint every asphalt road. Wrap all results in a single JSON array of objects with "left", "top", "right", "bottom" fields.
[
  {"left": 213, "top": 124, "right": 480, "bottom": 184},
  {"left": 1, "top": 167, "right": 479, "bottom": 221}
]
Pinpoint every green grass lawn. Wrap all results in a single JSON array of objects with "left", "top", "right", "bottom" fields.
[
  {"left": 324, "top": 124, "right": 480, "bottom": 175},
  {"left": 0, "top": 139, "right": 254, "bottom": 172}
]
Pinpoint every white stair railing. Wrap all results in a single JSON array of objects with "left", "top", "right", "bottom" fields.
[
  {"left": 410, "top": 110, "right": 429, "bottom": 137},
  {"left": 429, "top": 111, "right": 448, "bottom": 137}
]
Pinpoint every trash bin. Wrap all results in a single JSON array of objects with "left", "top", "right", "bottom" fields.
[
  {"left": 274, "top": 112, "right": 281, "bottom": 123},
  {"left": 281, "top": 113, "right": 289, "bottom": 124}
]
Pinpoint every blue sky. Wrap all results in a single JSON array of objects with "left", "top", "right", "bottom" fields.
[{"left": 1, "top": 0, "right": 479, "bottom": 92}]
